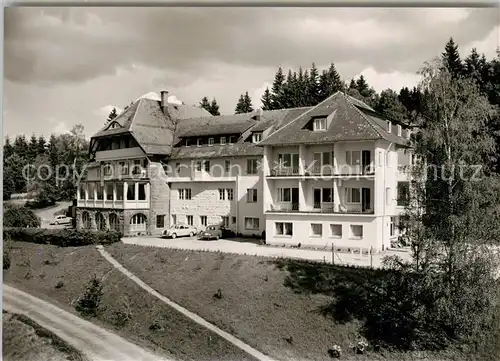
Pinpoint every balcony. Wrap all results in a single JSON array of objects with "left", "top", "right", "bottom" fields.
[
  {"left": 269, "top": 167, "right": 300, "bottom": 177},
  {"left": 267, "top": 203, "right": 374, "bottom": 214}
]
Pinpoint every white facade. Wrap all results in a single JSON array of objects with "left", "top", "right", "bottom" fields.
[{"left": 262, "top": 140, "right": 412, "bottom": 252}]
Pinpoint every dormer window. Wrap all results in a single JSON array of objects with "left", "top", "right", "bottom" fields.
[
  {"left": 220, "top": 137, "right": 226, "bottom": 145},
  {"left": 386, "top": 121, "right": 392, "bottom": 133},
  {"left": 313, "top": 118, "right": 327, "bottom": 131},
  {"left": 397, "top": 125, "right": 402, "bottom": 137},
  {"left": 185, "top": 139, "right": 191, "bottom": 147},
  {"left": 197, "top": 138, "right": 202, "bottom": 147},
  {"left": 208, "top": 138, "right": 214, "bottom": 146},
  {"left": 252, "top": 132, "right": 263, "bottom": 143},
  {"left": 229, "top": 136, "right": 235, "bottom": 144}
]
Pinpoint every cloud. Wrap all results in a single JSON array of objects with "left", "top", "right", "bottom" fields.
[
  {"left": 355, "top": 68, "right": 422, "bottom": 92},
  {"left": 52, "top": 121, "right": 70, "bottom": 135}
]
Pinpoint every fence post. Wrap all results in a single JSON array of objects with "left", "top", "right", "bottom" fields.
[
  {"left": 331, "top": 242, "right": 334, "bottom": 265},
  {"left": 370, "top": 246, "right": 373, "bottom": 268}
]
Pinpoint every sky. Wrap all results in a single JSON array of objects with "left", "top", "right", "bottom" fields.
[{"left": 4, "top": 7, "right": 500, "bottom": 139}]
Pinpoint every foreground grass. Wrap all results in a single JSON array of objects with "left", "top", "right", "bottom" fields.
[
  {"left": 3, "top": 242, "right": 256, "bottom": 361},
  {"left": 106, "top": 243, "right": 479, "bottom": 361},
  {"left": 3, "top": 310, "right": 88, "bottom": 361}
]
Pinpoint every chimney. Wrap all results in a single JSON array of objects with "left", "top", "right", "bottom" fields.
[
  {"left": 160, "top": 90, "right": 169, "bottom": 116},
  {"left": 254, "top": 108, "right": 263, "bottom": 121}
]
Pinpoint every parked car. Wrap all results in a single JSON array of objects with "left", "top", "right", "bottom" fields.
[
  {"left": 198, "top": 225, "right": 225, "bottom": 240},
  {"left": 162, "top": 224, "right": 197, "bottom": 239},
  {"left": 50, "top": 215, "right": 72, "bottom": 225}
]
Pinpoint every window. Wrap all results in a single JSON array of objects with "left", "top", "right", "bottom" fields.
[
  {"left": 247, "top": 188, "right": 258, "bottom": 203},
  {"left": 322, "top": 188, "right": 334, "bottom": 203},
  {"left": 106, "top": 183, "right": 114, "bottom": 200},
  {"left": 109, "top": 213, "right": 120, "bottom": 231},
  {"left": 197, "top": 138, "right": 202, "bottom": 147},
  {"left": 346, "top": 151, "right": 361, "bottom": 166},
  {"left": 219, "top": 188, "right": 225, "bottom": 200},
  {"left": 311, "top": 223, "right": 323, "bottom": 237},
  {"left": 116, "top": 183, "right": 124, "bottom": 200},
  {"left": 390, "top": 216, "right": 398, "bottom": 237},
  {"left": 132, "top": 160, "right": 142, "bottom": 175},
  {"left": 378, "top": 151, "right": 383, "bottom": 166},
  {"left": 278, "top": 188, "right": 291, "bottom": 202},
  {"left": 95, "top": 212, "right": 106, "bottom": 230},
  {"left": 87, "top": 183, "right": 95, "bottom": 200},
  {"left": 350, "top": 225, "right": 363, "bottom": 239},
  {"left": 386, "top": 151, "right": 391, "bottom": 167},
  {"left": 79, "top": 184, "right": 86, "bottom": 200},
  {"left": 200, "top": 216, "right": 207, "bottom": 226},
  {"left": 221, "top": 137, "right": 226, "bottom": 145},
  {"left": 386, "top": 121, "right": 392, "bottom": 133},
  {"left": 397, "top": 182, "right": 409, "bottom": 206},
  {"left": 156, "top": 215, "right": 165, "bottom": 228},
  {"left": 229, "top": 136, "right": 235, "bottom": 144},
  {"left": 346, "top": 188, "right": 361, "bottom": 203},
  {"left": 208, "top": 138, "right": 214, "bottom": 146},
  {"left": 313, "top": 117, "right": 327, "bottom": 131},
  {"left": 232, "top": 217, "right": 236, "bottom": 224},
  {"left": 171, "top": 214, "right": 177, "bottom": 225},
  {"left": 245, "top": 217, "right": 259, "bottom": 230},
  {"left": 96, "top": 167, "right": 101, "bottom": 179},
  {"left": 225, "top": 160, "right": 231, "bottom": 172},
  {"left": 138, "top": 183, "right": 146, "bottom": 200},
  {"left": 275, "top": 222, "right": 293, "bottom": 236},
  {"left": 187, "top": 215, "right": 193, "bottom": 226},
  {"left": 330, "top": 224, "right": 342, "bottom": 238},
  {"left": 322, "top": 152, "right": 332, "bottom": 165},
  {"left": 252, "top": 132, "right": 263, "bottom": 143},
  {"left": 386, "top": 187, "right": 391, "bottom": 205},
  {"left": 247, "top": 159, "right": 258, "bottom": 174},
  {"left": 130, "top": 213, "right": 147, "bottom": 232},
  {"left": 178, "top": 188, "right": 192, "bottom": 200},
  {"left": 120, "top": 162, "right": 129, "bottom": 176},
  {"left": 227, "top": 188, "right": 234, "bottom": 201},
  {"left": 185, "top": 139, "right": 191, "bottom": 147},
  {"left": 196, "top": 161, "right": 202, "bottom": 172},
  {"left": 204, "top": 160, "right": 210, "bottom": 172},
  {"left": 222, "top": 216, "right": 229, "bottom": 227},
  {"left": 397, "top": 124, "right": 402, "bottom": 136},
  {"left": 127, "top": 183, "right": 135, "bottom": 200},
  {"left": 82, "top": 211, "right": 91, "bottom": 229},
  {"left": 103, "top": 163, "right": 112, "bottom": 176},
  {"left": 96, "top": 183, "right": 104, "bottom": 200}
]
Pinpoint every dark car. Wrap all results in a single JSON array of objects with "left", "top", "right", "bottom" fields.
[{"left": 198, "top": 225, "right": 224, "bottom": 240}]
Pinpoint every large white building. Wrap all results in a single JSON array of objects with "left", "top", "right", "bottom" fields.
[{"left": 76, "top": 90, "right": 411, "bottom": 252}]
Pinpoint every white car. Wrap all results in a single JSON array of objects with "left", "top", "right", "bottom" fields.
[
  {"left": 50, "top": 215, "right": 72, "bottom": 225},
  {"left": 162, "top": 224, "right": 198, "bottom": 239}
]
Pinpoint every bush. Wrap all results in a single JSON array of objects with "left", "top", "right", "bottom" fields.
[
  {"left": 3, "top": 228, "right": 121, "bottom": 247},
  {"left": 75, "top": 275, "right": 104, "bottom": 317},
  {"left": 25, "top": 183, "right": 59, "bottom": 209},
  {"left": 3, "top": 205, "right": 41, "bottom": 228}
]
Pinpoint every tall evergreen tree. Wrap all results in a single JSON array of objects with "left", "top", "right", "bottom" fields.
[
  {"left": 209, "top": 98, "right": 220, "bottom": 116},
  {"left": 441, "top": 37, "right": 464, "bottom": 78},
  {"left": 107, "top": 107, "right": 118, "bottom": 122},
  {"left": 261, "top": 87, "right": 273, "bottom": 110},
  {"left": 271, "top": 67, "right": 286, "bottom": 109},
  {"left": 318, "top": 63, "right": 343, "bottom": 102},
  {"left": 28, "top": 134, "right": 39, "bottom": 162},
  {"left": 4, "top": 135, "right": 14, "bottom": 159},
  {"left": 37, "top": 135, "right": 47, "bottom": 155},
  {"left": 307, "top": 62, "right": 321, "bottom": 105},
  {"left": 199, "top": 97, "right": 211, "bottom": 114},
  {"left": 235, "top": 92, "right": 254, "bottom": 114},
  {"left": 13, "top": 135, "right": 28, "bottom": 160},
  {"left": 375, "top": 89, "right": 408, "bottom": 123}
]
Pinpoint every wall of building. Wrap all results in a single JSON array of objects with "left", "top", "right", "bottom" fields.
[
  {"left": 235, "top": 174, "right": 264, "bottom": 236},
  {"left": 265, "top": 213, "right": 382, "bottom": 251},
  {"left": 149, "top": 161, "right": 170, "bottom": 236}
]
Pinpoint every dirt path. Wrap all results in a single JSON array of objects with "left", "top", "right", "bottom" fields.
[
  {"left": 3, "top": 284, "right": 168, "bottom": 361},
  {"left": 96, "top": 245, "right": 276, "bottom": 361}
]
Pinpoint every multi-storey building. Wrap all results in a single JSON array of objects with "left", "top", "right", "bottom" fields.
[{"left": 76, "top": 90, "right": 411, "bottom": 251}]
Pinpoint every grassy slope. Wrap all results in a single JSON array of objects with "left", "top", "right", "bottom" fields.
[
  {"left": 107, "top": 243, "right": 472, "bottom": 361},
  {"left": 3, "top": 242, "right": 255, "bottom": 361},
  {"left": 3, "top": 311, "right": 88, "bottom": 361}
]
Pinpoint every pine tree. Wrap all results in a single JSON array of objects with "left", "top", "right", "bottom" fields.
[
  {"left": 199, "top": 97, "right": 211, "bottom": 114},
  {"left": 375, "top": 89, "right": 408, "bottom": 123},
  {"left": 235, "top": 92, "right": 254, "bottom": 114},
  {"left": 442, "top": 37, "right": 464, "bottom": 78},
  {"left": 271, "top": 67, "right": 286, "bottom": 109},
  {"left": 209, "top": 98, "right": 220, "bottom": 116},
  {"left": 261, "top": 87, "right": 273, "bottom": 110},
  {"left": 37, "top": 135, "right": 47, "bottom": 155},
  {"left": 107, "top": 107, "right": 118, "bottom": 122},
  {"left": 318, "top": 63, "right": 343, "bottom": 102},
  {"left": 13, "top": 135, "right": 28, "bottom": 160},
  {"left": 307, "top": 63, "right": 321, "bottom": 105},
  {"left": 28, "top": 134, "right": 38, "bottom": 162},
  {"left": 4, "top": 136, "right": 14, "bottom": 159}
]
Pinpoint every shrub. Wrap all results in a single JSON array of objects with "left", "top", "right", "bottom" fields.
[
  {"left": 3, "top": 205, "right": 41, "bottom": 228},
  {"left": 3, "top": 228, "right": 121, "bottom": 247},
  {"left": 25, "top": 183, "right": 59, "bottom": 209},
  {"left": 75, "top": 275, "right": 104, "bottom": 317}
]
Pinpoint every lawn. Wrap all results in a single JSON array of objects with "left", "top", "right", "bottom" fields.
[
  {"left": 3, "top": 242, "right": 256, "bottom": 361},
  {"left": 3, "top": 310, "right": 88, "bottom": 361},
  {"left": 106, "top": 243, "right": 475, "bottom": 361}
]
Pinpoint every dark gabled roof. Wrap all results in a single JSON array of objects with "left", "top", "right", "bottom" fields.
[
  {"left": 259, "top": 92, "right": 409, "bottom": 147},
  {"left": 90, "top": 98, "right": 211, "bottom": 156},
  {"left": 177, "top": 115, "right": 256, "bottom": 138},
  {"left": 169, "top": 142, "right": 264, "bottom": 160}
]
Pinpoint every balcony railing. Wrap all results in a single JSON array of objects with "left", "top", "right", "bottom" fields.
[
  {"left": 270, "top": 167, "right": 300, "bottom": 177},
  {"left": 269, "top": 203, "right": 300, "bottom": 212},
  {"left": 267, "top": 203, "right": 374, "bottom": 214}
]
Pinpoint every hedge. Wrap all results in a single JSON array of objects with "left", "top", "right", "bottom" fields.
[
  {"left": 3, "top": 205, "right": 41, "bottom": 228},
  {"left": 3, "top": 228, "right": 122, "bottom": 247}
]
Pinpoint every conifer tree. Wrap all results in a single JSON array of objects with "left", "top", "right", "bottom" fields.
[
  {"left": 199, "top": 96, "right": 211, "bottom": 114},
  {"left": 235, "top": 92, "right": 254, "bottom": 114},
  {"left": 441, "top": 37, "right": 464, "bottom": 78},
  {"left": 318, "top": 63, "right": 343, "bottom": 102},
  {"left": 307, "top": 63, "right": 321, "bottom": 105},
  {"left": 261, "top": 87, "right": 273, "bottom": 110},
  {"left": 209, "top": 98, "right": 220, "bottom": 116},
  {"left": 107, "top": 107, "right": 118, "bottom": 122},
  {"left": 271, "top": 67, "right": 286, "bottom": 109}
]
